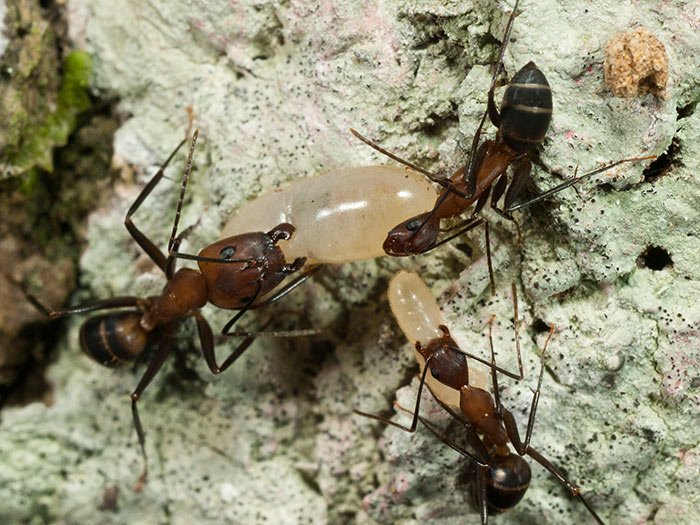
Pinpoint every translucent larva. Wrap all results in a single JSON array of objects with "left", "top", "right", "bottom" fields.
[
  {"left": 388, "top": 271, "right": 488, "bottom": 407},
  {"left": 221, "top": 166, "right": 438, "bottom": 264}
]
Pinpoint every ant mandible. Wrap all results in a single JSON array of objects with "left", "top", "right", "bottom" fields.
[
  {"left": 355, "top": 272, "right": 605, "bottom": 524},
  {"left": 11, "top": 129, "right": 318, "bottom": 489},
  {"left": 351, "top": 0, "right": 652, "bottom": 292}
]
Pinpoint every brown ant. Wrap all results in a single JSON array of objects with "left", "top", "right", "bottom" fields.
[
  {"left": 355, "top": 282, "right": 605, "bottom": 524},
  {"left": 351, "top": 0, "right": 652, "bottom": 292},
  {"left": 10, "top": 130, "right": 319, "bottom": 489}
]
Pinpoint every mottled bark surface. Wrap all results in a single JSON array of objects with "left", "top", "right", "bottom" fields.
[{"left": 1, "top": 1, "right": 699, "bottom": 524}]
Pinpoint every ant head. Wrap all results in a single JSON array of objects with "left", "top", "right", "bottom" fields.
[
  {"left": 485, "top": 453, "right": 531, "bottom": 512},
  {"left": 383, "top": 212, "right": 439, "bottom": 256},
  {"left": 197, "top": 232, "right": 287, "bottom": 309},
  {"left": 419, "top": 332, "right": 469, "bottom": 390}
]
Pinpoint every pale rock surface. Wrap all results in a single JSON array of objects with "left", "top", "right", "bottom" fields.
[{"left": 2, "top": 1, "right": 700, "bottom": 524}]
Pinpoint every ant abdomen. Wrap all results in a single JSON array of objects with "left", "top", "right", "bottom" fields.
[
  {"left": 500, "top": 61, "right": 552, "bottom": 152},
  {"left": 486, "top": 453, "right": 532, "bottom": 512},
  {"left": 80, "top": 311, "right": 149, "bottom": 368}
]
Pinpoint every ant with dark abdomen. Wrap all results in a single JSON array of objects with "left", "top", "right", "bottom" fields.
[
  {"left": 351, "top": 0, "right": 652, "bottom": 293},
  {"left": 8, "top": 130, "right": 320, "bottom": 490},
  {"left": 355, "top": 273, "right": 605, "bottom": 524}
]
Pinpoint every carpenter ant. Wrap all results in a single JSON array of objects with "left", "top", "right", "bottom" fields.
[
  {"left": 351, "top": 0, "right": 652, "bottom": 292},
  {"left": 355, "top": 275, "right": 605, "bottom": 524},
  {"left": 10, "top": 130, "right": 319, "bottom": 489}
]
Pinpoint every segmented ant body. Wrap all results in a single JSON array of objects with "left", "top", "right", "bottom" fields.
[
  {"left": 355, "top": 272, "right": 605, "bottom": 524},
  {"left": 14, "top": 131, "right": 316, "bottom": 488},
  {"left": 351, "top": 0, "right": 652, "bottom": 291}
]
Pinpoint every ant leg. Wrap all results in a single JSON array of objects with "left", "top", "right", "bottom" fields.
[
  {"left": 4, "top": 274, "right": 141, "bottom": 318},
  {"left": 490, "top": 173, "right": 509, "bottom": 207},
  {"left": 130, "top": 322, "right": 175, "bottom": 492},
  {"left": 245, "top": 262, "right": 320, "bottom": 310},
  {"left": 525, "top": 447, "right": 606, "bottom": 525},
  {"left": 458, "top": 0, "right": 520, "bottom": 182},
  {"left": 194, "top": 312, "right": 218, "bottom": 373},
  {"left": 219, "top": 283, "right": 263, "bottom": 337},
  {"left": 349, "top": 129, "right": 447, "bottom": 186},
  {"left": 505, "top": 155, "right": 655, "bottom": 213},
  {"left": 487, "top": 314, "right": 505, "bottom": 410},
  {"left": 502, "top": 325, "right": 554, "bottom": 454},
  {"left": 429, "top": 216, "right": 495, "bottom": 295},
  {"left": 195, "top": 312, "right": 275, "bottom": 374},
  {"left": 393, "top": 400, "right": 491, "bottom": 468},
  {"left": 462, "top": 140, "right": 491, "bottom": 202},
  {"left": 476, "top": 465, "right": 489, "bottom": 525},
  {"left": 124, "top": 138, "right": 188, "bottom": 274},
  {"left": 471, "top": 289, "right": 525, "bottom": 382},
  {"left": 216, "top": 266, "right": 319, "bottom": 371},
  {"left": 484, "top": 0, "right": 521, "bottom": 128},
  {"left": 502, "top": 157, "right": 531, "bottom": 214},
  {"left": 353, "top": 357, "right": 433, "bottom": 433},
  {"left": 486, "top": 0, "right": 520, "bottom": 128},
  {"left": 224, "top": 309, "right": 320, "bottom": 338}
]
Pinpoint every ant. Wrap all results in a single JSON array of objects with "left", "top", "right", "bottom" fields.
[
  {"left": 351, "top": 0, "right": 652, "bottom": 292},
  {"left": 9, "top": 129, "right": 320, "bottom": 489},
  {"left": 355, "top": 275, "right": 605, "bottom": 524}
]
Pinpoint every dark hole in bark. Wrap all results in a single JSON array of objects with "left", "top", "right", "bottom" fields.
[{"left": 637, "top": 245, "right": 672, "bottom": 271}]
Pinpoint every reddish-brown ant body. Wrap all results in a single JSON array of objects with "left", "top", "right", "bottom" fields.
[
  {"left": 13, "top": 130, "right": 317, "bottom": 488},
  {"left": 355, "top": 274, "right": 605, "bottom": 524},
  {"left": 352, "top": 0, "right": 652, "bottom": 291}
]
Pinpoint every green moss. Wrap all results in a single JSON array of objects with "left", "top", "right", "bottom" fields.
[
  {"left": 0, "top": 0, "right": 93, "bottom": 180},
  {"left": 10, "top": 51, "right": 93, "bottom": 184}
]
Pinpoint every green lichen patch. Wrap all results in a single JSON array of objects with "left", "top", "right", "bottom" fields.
[{"left": 0, "top": 0, "right": 92, "bottom": 180}]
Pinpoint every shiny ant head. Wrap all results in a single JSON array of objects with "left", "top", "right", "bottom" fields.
[
  {"left": 197, "top": 231, "right": 287, "bottom": 309},
  {"left": 485, "top": 453, "right": 531, "bottom": 512},
  {"left": 383, "top": 212, "right": 440, "bottom": 256},
  {"left": 416, "top": 327, "right": 469, "bottom": 390}
]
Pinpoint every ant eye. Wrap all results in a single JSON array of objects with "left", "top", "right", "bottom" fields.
[
  {"left": 457, "top": 352, "right": 466, "bottom": 362},
  {"left": 431, "top": 367, "right": 440, "bottom": 378},
  {"left": 406, "top": 220, "right": 421, "bottom": 232},
  {"left": 220, "top": 246, "right": 236, "bottom": 260}
]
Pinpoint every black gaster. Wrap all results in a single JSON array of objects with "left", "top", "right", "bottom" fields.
[
  {"left": 80, "top": 311, "right": 149, "bottom": 367},
  {"left": 500, "top": 61, "right": 553, "bottom": 152},
  {"left": 486, "top": 453, "right": 532, "bottom": 512}
]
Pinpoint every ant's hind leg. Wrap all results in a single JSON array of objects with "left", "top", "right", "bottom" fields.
[
  {"left": 130, "top": 322, "right": 175, "bottom": 492},
  {"left": 502, "top": 324, "right": 553, "bottom": 455},
  {"left": 525, "top": 447, "right": 606, "bottom": 525},
  {"left": 4, "top": 271, "right": 141, "bottom": 319},
  {"left": 353, "top": 360, "right": 433, "bottom": 434}
]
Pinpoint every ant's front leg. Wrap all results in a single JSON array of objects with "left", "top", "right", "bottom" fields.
[{"left": 124, "top": 138, "right": 188, "bottom": 274}]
